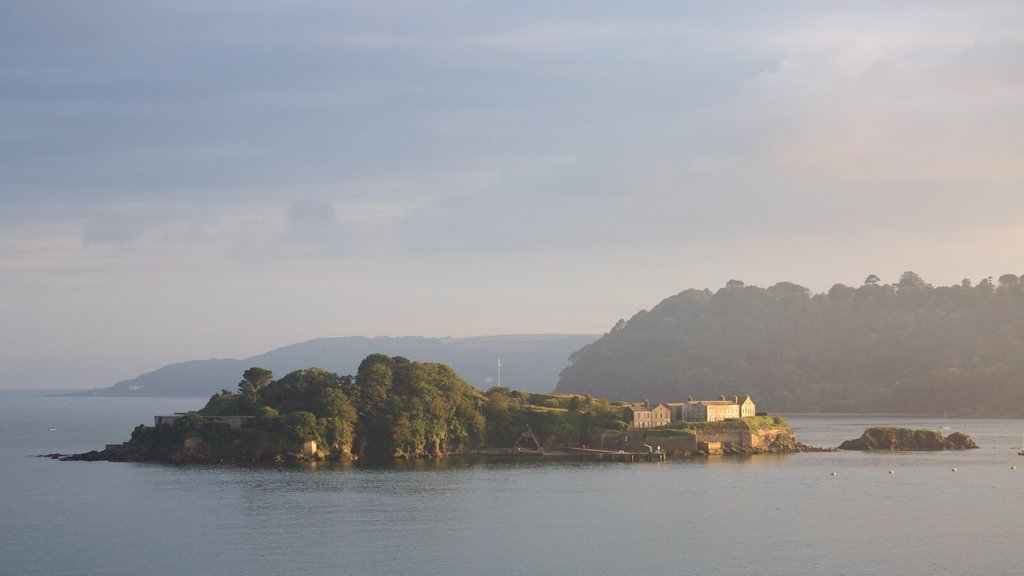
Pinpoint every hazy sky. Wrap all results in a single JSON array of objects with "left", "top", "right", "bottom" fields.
[{"left": 2, "top": 1, "right": 1023, "bottom": 389}]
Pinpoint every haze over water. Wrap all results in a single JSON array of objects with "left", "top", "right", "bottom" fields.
[{"left": 3, "top": 393, "right": 1023, "bottom": 575}]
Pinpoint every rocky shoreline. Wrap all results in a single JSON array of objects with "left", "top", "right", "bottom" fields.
[
  {"left": 721, "top": 441, "right": 838, "bottom": 455},
  {"left": 44, "top": 437, "right": 839, "bottom": 464},
  {"left": 59, "top": 425, "right": 986, "bottom": 465}
]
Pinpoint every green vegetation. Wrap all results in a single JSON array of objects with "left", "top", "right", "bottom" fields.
[
  {"left": 480, "top": 388, "right": 627, "bottom": 448},
  {"left": 661, "top": 415, "right": 788, "bottom": 435},
  {"left": 349, "top": 354, "right": 483, "bottom": 458},
  {"left": 125, "top": 355, "right": 631, "bottom": 462},
  {"left": 556, "top": 272, "right": 1024, "bottom": 416},
  {"left": 132, "top": 367, "right": 358, "bottom": 462},
  {"left": 127, "top": 413, "right": 313, "bottom": 463},
  {"left": 838, "top": 427, "right": 978, "bottom": 450}
]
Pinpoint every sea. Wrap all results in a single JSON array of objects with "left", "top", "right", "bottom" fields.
[{"left": 2, "top": 391, "right": 1023, "bottom": 576}]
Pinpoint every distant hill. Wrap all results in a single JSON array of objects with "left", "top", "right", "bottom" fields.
[
  {"left": 555, "top": 273, "right": 1024, "bottom": 417},
  {"left": 75, "top": 334, "right": 599, "bottom": 397}
]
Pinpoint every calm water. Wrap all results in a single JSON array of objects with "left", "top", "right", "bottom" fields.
[{"left": 3, "top": 392, "right": 1024, "bottom": 576}]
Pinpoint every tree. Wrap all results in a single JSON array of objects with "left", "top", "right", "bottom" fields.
[
  {"left": 725, "top": 279, "right": 745, "bottom": 289},
  {"left": 285, "top": 411, "right": 319, "bottom": 442},
  {"left": 897, "top": 271, "right": 927, "bottom": 291},
  {"left": 768, "top": 281, "right": 811, "bottom": 299},
  {"left": 864, "top": 274, "right": 880, "bottom": 286},
  {"left": 238, "top": 367, "right": 273, "bottom": 394},
  {"left": 259, "top": 368, "right": 349, "bottom": 416},
  {"left": 350, "top": 355, "right": 486, "bottom": 457},
  {"left": 355, "top": 354, "right": 394, "bottom": 413},
  {"left": 998, "top": 274, "right": 1019, "bottom": 287},
  {"left": 828, "top": 283, "right": 855, "bottom": 299},
  {"left": 555, "top": 275, "right": 1024, "bottom": 416}
]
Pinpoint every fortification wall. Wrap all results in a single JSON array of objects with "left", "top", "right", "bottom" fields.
[
  {"left": 588, "top": 431, "right": 698, "bottom": 453},
  {"left": 587, "top": 426, "right": 790, "bottom": 453}
]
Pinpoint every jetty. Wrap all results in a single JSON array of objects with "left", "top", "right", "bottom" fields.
[{"left": 566, "top": 447, "right": 666, "bottom": 463}]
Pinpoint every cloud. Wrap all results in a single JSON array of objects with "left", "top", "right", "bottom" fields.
[
  {"left": 734, "top": 37, "right": 1024, "bottom": 188},
  {"left": 79, "top": 201, "right": 224, "bottom": 246},
  {"left": 284, "top": 193, "right": 440, "bottom": 255},
  {"left": 4, "top": 2, "right": 1022, "bottom": 253},
  {"left": 285, "top": 197, "right": 341, "bottom": 248},
  {"left": 4, "top": 1, "right": 1024, "bottom": 389},
  {"left": 467, "top": 21, "right": 634, "bottom": 51},
  {"left": 645, "top": 9, "right": 1024, "bottom": 244}
]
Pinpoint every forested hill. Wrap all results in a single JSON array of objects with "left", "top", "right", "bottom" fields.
[{"left": 555, "top": 273, "right": 1024, "bottom": 417}]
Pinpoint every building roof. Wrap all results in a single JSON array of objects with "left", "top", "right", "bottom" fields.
[{"left": 631, "top": 396, "right": 755, "bottom": 408}]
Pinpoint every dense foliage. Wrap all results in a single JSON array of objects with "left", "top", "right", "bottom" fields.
[
  {"left": 349, "top": 354, "right": 485, "bottom": 458},
  {"left": 555, "top": 272, "right": 1024, "bottom": 417},
  {"left": 135, "top": 355, "right": 631, "bottom": 461},
  {"left": 133, "top": 367, "right": 361, "bottom": 461}
]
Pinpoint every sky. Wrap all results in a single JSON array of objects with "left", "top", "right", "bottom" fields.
[{"left": 2, "top": 1, "right": 1023, "bottom": 389}]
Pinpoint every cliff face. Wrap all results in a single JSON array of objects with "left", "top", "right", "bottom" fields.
[{"left": 838, "top": 428, "right": 978, "bottom": 451}]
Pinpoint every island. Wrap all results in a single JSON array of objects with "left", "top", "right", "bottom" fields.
[
  {"left": 58, "top": 354, "right": 805, "bottom": 464},
  {"left": 838, "top": 427, "right": 978, "bottom": 451}
]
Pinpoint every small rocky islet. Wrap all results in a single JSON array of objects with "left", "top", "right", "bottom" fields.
[{"left": 837, "top": 427, "right": 978, "bottom": 451}]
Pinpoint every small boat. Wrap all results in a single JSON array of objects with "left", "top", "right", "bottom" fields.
[
  {"left": 940, "top": 411, "right": 951, "bottom": 430},
  {"left": 1018, "top": 433, "right": 1024, "bottom": 456},
  {"left": 48, "top": 427, "right": 57, "bottom": 431}
]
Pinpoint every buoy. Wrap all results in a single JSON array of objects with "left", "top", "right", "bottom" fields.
[
  {"left": 952, "top": 467, "right": 958, "bottom": 472},
  {"left": 1012, "top": 466, "right": 1017, "bottom": 470},
  {"left": 888, "top": 470, "right": 894, "bottom": 474},
  {"left": 831, "top": 471, "right": 837, "bottom": 476}
]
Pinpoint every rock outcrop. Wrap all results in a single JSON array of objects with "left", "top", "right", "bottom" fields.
[{"left": 838, "top": 427, "right": 978, "bottom": 451}]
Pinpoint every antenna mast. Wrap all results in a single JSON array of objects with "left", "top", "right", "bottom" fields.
[{"left": 497, "top": 357, "right": 502, "bottom": 388}]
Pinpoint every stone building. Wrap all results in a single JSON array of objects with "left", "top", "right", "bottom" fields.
[
  {"left": 666, "top": 395, "right": 755, "bottom": 423},
  {"left": 624, "top": 401, "right": 651, "bottom": 429},
  {"left": 627, "top": 395, "right": 756, "bottom": 429},
  {"left": 624, "top": 401, "right": 672, "bottom": 429}
]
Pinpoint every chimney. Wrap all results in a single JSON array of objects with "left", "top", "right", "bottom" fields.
[{"left": 643, "top": 399, "right": 650, "bottom": 409}]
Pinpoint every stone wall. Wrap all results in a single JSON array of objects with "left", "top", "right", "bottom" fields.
[
  {"left": 693, "top": 429, "right": 750, "bottom": 446},
  {"left": 154, "top": 413, "right": 254, "bottom": 429},
  {"left": 588, "top": 425, "right": 791, "bottom": 453},
  {"left": 588, "top": 431, "right": 698, "bottom": 453}
]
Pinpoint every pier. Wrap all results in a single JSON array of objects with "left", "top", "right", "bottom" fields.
[{"left": 566, "top": 447, "right": 666, "bottom": 463}]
